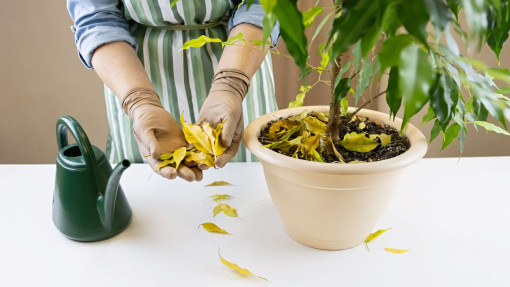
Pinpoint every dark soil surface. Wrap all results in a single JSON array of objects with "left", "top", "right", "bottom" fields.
[{"left": 258, "top": 112, "right": 411, "bottom": 163}]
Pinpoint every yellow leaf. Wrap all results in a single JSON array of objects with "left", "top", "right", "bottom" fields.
[
  {"left": 181, "top": 114, "right": 213, "bottom": 155},
  {"left": 359, "top": 122, "right": 366, "bottom": 130},
  {"left": 202, "top": 122, "right": 217, "bottom": 146},
  {"left": 154, "top": 158, "right": 174, "bottom": 170},
  {"left": 303, "top": 116, "right": 327, "bottom": 135},
  {"left": 212, "top": 204, "right": 223, "bottom": 217},
  {"left": 365, "top": 228, "right": 391, "bottom": 249},
  {"left": 339, "top": 132, "right": 379, "bottom": 153},
  {"left": 384, "top": 248, "right": 410, "bottom": 254},
  {"left": 316, "top": 112, "right": 329, "bottom": 122},
  {"left": 218, "top": 250, "right": 267, "bottom": 281},
  {"left": 205, "top": 181, "right": 234, "bottom": 187},
  {"left": 209, "top": 194, "right": 234, "bottom": 201},
  {"left": 301, "top": 135, "right": 320, "bottom": 154},
  {"left": 199, "top": 222, "right": 231, "bottom": 235},
  {"left": 324, "top": 137, "right": 345, "bottom": 163},
  {"left": 181, "top": 35, "right": 222, "bottom": 50},
  {"left": 173, "top": 146, "right": 187, "bottom": 169},
  {"left": 214, "top": 123, "right": 228, "bottom": 157},
  {"left": 220, "top": 203, "right": 238, "bottom": 217},
  {"left": 186, "top": 151, "right": 215, "bottom": 167},
  {"left": 159, "top": 152, "right": 173, "bottom": 160}
]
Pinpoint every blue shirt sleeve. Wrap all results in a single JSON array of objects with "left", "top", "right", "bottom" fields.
[
  {"left": 67, "top": 0, "right": 137, "bottom": 69},
  {"left": 228, "top": 0, "right": 280, "bottom": 48}
]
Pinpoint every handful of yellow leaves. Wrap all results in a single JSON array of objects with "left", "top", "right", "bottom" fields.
[{"left": 155, "top": 114, "right": 228, "bottom": 171}]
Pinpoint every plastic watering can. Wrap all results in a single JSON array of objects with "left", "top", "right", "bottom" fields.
[{"left": 52, "top": 116, "right": 132, "bottom": 242}]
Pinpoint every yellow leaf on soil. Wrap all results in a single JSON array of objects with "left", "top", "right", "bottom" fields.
[
  {"left": 316, "top": 112, "right": 329, "bottom": 122},
  {"left": 365, "top": 228, "right": 391, "bottom": 249},
  {"left": 384, "top": 248, "right": 410, "bottom": 254},
  {"left": 359, "top": 122, "right": 366, "bottom": 130},
  {"left": 205, "top": 181, "right": 234, "bottom": 187},
  {"left": 218, "top": 250, "right": 267, "bottom": 281},
  {"left": 303, "top": 116, "right": 327, "bottom": 135},
  {"left": 339, "top": 132, "right": 379, "bottom": 153},
  {"left": 173, "top": 146, "right": 187, "bottom": 169},
  {"left": 199, "top": 222, "right": 231, "bottom": 235}
]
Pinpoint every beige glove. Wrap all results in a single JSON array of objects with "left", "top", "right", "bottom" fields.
[
  {"left": 123, "top": 89, "right": 202, "bottom": 181},
  {"left": 198, "top": 69, "right": 250, "bottom": 168}
]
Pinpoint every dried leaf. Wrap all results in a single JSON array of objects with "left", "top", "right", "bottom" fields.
[
  {"left": 202, "top": 122, "right": 217, "bottom": 146},
  {"left": 325, "top": 137, "right": 345, "bottom": 163},
  {"left": 359, "top": 122, "right": 366, "bottom": 130},
  {"left": 303, "top": 116, "right": 327, "bottom": 135},
  {"left": 159, "top": 153, "right": 173, "bottom": 160},
  {"left": 365, "top": 228, "right": 391, "bottom": 249},
  {"left": 180, "top": 114, "right": 213, "bottom": 155},
  {"left": 199, "top": 222, "right": 231, "bottom": 235},
  {"left": 173, "top": 146, "right": 187, "bottom": 169},
  {"left": 218, "top": 250, "right": 267, "bottom": 281},
  {"left": 369, "top": 134, "right": 392, "bottom": 148},
  {"left": 339, "top": 132, "right": 379, "bottom": 153},
  {"left": 384, "top": 248, "right": 410, "bottom": 254},
  {"left": 154, "top": 159, "right": 174, "bottom": 170},
  {"left": 316, "top": 112, "right": 329, "bottom": 122},
  {"left": 287, "top": 111, "right": 308, "bottom": 122},
  {"left": 214, "top": 121, "right": 228, "bottom": 156},
  {"left": 209, "top": 194, "right": 234, "bottom": 201},
  {"left": 205, "top": 181, "right": 234, "bottom": 187},
  {"left": 213, "top": 204, "right": 223, "bottom": 217},
  {"left": 186, "top": 151, "right": 215, "bottom": 167},
  {"left": 220, "top": 203, "right": 238, "bottom": 217}
]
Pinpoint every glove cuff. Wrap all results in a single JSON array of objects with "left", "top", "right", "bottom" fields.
[
  {"left": 122, "top": 89, "right": 163, "bottom": 118},
  {"left": 210, "top": 68, "right": 250, "bottom": 100}
]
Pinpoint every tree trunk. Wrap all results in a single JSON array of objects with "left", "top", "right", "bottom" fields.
[{"left": 325, "top": 56, "right": 342, "bottom": 143}]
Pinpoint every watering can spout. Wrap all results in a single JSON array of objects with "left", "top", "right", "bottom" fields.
[{"left": 103, "top": 159, "right": 131, "bottom": 231}]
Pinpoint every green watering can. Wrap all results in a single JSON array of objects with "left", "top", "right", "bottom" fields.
[{"left": 52, "top": 116, "right": 132, "bottom": 242}]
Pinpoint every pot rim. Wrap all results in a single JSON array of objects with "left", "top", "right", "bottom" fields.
[{"left": 243, "top": 106, "right": 428, "bottom": 175}]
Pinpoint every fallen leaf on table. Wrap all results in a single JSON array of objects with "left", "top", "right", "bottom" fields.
[
  {"left": 365, "top": 228, "right": 391, "bottom": 250},
  {"left": 212, "top": 203, "right": 238, "bottom": 218},
  {"left": 212, "top": 204, "right": 223, "bottom": 217},
  {"left": 199, "top": 222, "right": 231, "bottom": 235},
  {"left": 205, "top": 181, "right": 234, "bottom": 187},
  {"left": 218, "top": 250, "right": 267, "bottom": 281},
  {"left": 384, "top": 248, "right": 410, "bottom": 254},
  {"left": 209, "top": 194, "right": 234, "bottom": 201}
]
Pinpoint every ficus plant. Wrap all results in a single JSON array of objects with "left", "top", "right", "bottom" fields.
[
  {"left": 254, "top": 0, "right": 510, "bottom": 153},
  {"left": 179, "top": 0, "right": 510, "bottom": 163}
]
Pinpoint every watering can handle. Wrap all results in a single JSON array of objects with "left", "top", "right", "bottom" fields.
[{"left": 56, "top": 115, "right": 96, "bottom": 167}]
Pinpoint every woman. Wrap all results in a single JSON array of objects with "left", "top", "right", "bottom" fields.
[{"left": 67, "top": 0, "right": 279, "bottom": 181}]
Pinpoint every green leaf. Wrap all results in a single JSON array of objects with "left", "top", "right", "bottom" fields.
[
  {"left": 261, "top": 13, "right": 277, "bottom": 51},
  {"left": 259, "top": 0, "right": 276, "bottom": 12},
  {"left": 423, "top": 0, "right": 452, "bottom": 35},
  {"left": 310, "top": 12, "right": 333, "bottom": 48},
  {"left": 487, "top": 2, "right": 510, "bottom": 64},
  {"left": 430, "top": 119, "right": 442, "bottom": 143},
  {"left": 461, "top": 0, "right": 489, "bottom": 37},
  {"left": 339, "top": 132, "right": 379, "bottom": 153},
  {"left": 441, "top": 123, "right": 461, "bottom": 150},
  {"left": 355, "top": 60, "right": 374, "bottom": 105},
  {"left": 272, "top": 0, "right": 308, "bottom": 74},
  {"left": 288, "top": 85, "right": 311, "bottom": 108},
  {"left": 360, "top": 20, "right": 382, "bottom": 58},
  {"left": 397, "top": 0, "right": 430, "bottom": 45},
  {"left": 377, "top": 34, "right": 415, "bottom": 73},
  {"left": 341, "top": 97, "right": 349, "bottom": 116},
  {"left": 333, "top": 77, "right": 351, "bottom": 106},
  {"left": 472, "top": 121, "right": 510, "bottom": 135},
  {"left": 399, "top": 45, "right": 435, "bottom": 129},
  {"left": 431, "top": 73, "right": 459, "bottom": 126},
  {"left": 181, "top": 35, "right": 222, "bottom": 50},
  {"left": 170, "top": 0, "right": 178, "bottom": 8},
  {"left": 329, "top": 0, "right": 381, "bottom": 60},
  {"left": 302, "top": 6, "right": 323, "bottom": 28},
  {"left": 386, "top": 67, "right": 402, "bottom": 120},
  {"left": 447, "top": 0, "right": 461, "bottom": 19},
  {"left": 421, "top": 106, "right": 436, "bottom": 127}
]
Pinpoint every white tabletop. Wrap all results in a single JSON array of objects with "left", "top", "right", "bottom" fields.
[{"left": 1, "top": 157, "right": 509, "bottom": 286}]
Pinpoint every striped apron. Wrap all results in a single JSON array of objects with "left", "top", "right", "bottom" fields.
[{"left": 104, "top": 0, "right": 278, "bottom": 163}]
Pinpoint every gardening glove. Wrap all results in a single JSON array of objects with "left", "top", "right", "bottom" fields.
[
  {"left": 198, "top": 68, "right": 250, "bottom": 168},
  {"left": 123, "top": 89, "right": 202, "bottom": 181}
]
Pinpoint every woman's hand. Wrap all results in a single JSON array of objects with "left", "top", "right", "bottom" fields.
[
  {"left": 198, "top": 69, "right": 250, "bottom": 167},
  {"left": 125, "top": 90, "right": 203, "bottom": 181}
]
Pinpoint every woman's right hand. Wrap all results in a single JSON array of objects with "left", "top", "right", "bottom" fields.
[{"left": 124, "top": 89, "right": 203, "bottom": 182}]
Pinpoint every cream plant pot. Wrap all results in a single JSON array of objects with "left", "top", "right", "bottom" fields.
[{"left": 243, "top": 106, "right": 428, "bottom": 250}]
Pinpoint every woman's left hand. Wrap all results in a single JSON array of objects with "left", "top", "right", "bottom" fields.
[{"left": 198, "top": 69, "right": 250, "bottom": 168}]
